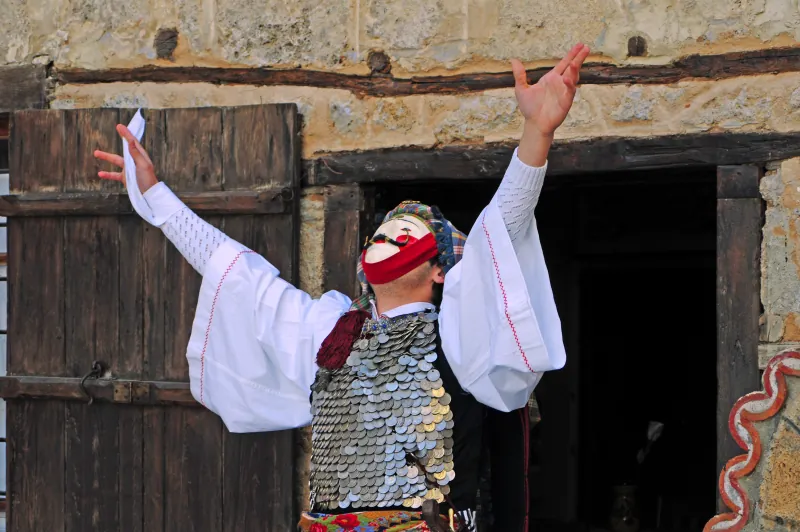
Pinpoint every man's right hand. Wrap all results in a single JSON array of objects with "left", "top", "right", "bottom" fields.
[{"left": 93, "top": 124, "right": 159, "bottom": 193}]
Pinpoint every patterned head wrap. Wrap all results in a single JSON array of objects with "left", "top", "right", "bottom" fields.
[{"left": 351, "top": 201, "right": 466, "bottom": 311}]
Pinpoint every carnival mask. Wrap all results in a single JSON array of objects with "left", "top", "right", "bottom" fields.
[{"left": 361, "top": 214, "right": 439, "bottom": 285}]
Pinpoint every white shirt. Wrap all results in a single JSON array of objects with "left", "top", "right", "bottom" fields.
[{"left": 130, "top": 117, "right": 565, "bottom": 433}]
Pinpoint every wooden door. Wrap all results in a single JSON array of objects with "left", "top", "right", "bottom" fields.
[{"left": 0, "top": 105, "right": 300, "bottom": 531}]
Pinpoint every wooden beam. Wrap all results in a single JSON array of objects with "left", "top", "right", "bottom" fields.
[
  {"left": 0, "top": 375, "right": 197, "bottom": 407},
  {"left": 55, "top": 47, "right": 800, "bottom": 97},
  {"left": 0, "top": 114, "right": 8, "bottom": 139},
  {"left": 323, "top": 184, "right": 371, "bottom": 298},
  {"left": 0, "top": 66, "right": 47, "bottom": 112},
  {"left": 304, "top": 132, "right": 800, "bottom": 185},
  {"left": 716, "top": 164, "right": 763, "bottom": 511},
  {"left": 0, "top": 188, "right": 293, "bottom": 216}
]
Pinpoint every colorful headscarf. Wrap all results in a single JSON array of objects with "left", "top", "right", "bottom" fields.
[{"left": 351, "top": 201, "right": 467, "bottom": 311}]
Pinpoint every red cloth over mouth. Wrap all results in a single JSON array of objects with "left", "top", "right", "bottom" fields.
[{"left": 361, "top": 232, "right": 438, "bottom": 285}]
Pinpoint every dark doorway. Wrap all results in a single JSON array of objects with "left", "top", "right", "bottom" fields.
[{"left": 372, "top": 164, "right": 717, "bottom": 532}]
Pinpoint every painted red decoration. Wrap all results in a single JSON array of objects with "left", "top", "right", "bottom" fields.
[
  {"left": 704, "top": 351, "right": 800, "bottom": 532},
  {"left": 317, "top": 310, "right": 371, "bottom": 370},
  {"left": 361, "top": 232, "right": 439, "bottom": 285}
]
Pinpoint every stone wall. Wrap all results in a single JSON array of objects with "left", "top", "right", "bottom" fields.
[{"left": 3, "top": 0, "right": 800, "bottom": 71}]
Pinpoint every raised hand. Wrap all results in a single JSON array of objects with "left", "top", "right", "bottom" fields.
[
  {"left": 512, "top": 43, "right": 590, "bottom": 137},
  {"left": 512, "top": 43, "right": 590, "bottom": 166},
  {"left": 93, "top": 124, "right": 159, "bottom": 193}
]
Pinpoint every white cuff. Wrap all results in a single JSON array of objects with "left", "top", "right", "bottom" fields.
[
  {"left": 143, "top": 182, "right": 186, "bottom": 227},
  {"left": 506, "top": 148, "right": 548, "bottom": 190}
]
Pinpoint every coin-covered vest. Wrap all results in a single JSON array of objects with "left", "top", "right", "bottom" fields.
[{"left": 309, "top": 310, "right": 484, "bottom": 514}]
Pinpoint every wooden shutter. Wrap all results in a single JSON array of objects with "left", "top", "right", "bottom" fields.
[{"left": 0, "top": 105, "right": 300, "bottom": 531}]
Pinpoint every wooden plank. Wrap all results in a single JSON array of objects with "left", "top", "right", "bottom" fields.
[
  {"left": 158, "top": 107, "right": 223, "bottom": 192},
  {"left": 7, "top": 401, "right": 65, "bottom": 532},
  {"left": 716, "top": 166, "right": 763, "bottom": 511},
  {"left": 219, "top": 104, "right": 299, "bottom": 528},
  {"left": 142, "top": 408, "right": 166, "bottom": 532},
  {"left": 10, "top": 109, "right": 65, "bottom": 192},
  {"left": 164, "top": 409, "right": 223, "bottom": 529},
  {"left": 63, "top": 108, "right": 121, "bottom": 192},
  {"left": 140, "top": 106, "right": 168, "bottom": 532},
  {"left": 0, "top": 376, "right": 196, "bottom": 405},
  {"left": 118, "top": 406, "right": 144, "bottom": 532},
  {"left": 0, "top": 65, "right": 47, "bottom": 112},
  {"left": 0, "top": 188, "right": 293, "bottom": 216},
  {"left": 7, "top": 109, "right": 66, "bottom": 532},
  {"left": 222, "top": 429, "right": 296, "bottom": 531},
  {"left": 116, "top": 178, "right": 146, "bottom": 532},
  {"left": 222, "top": 215, "right": 296, "bottom": 531},
  {"left": 222, "top": 104, "right": 300, "bottom": 189},
  {"left": 62, "top": 108, "right": 123, "bottom": 531},
  {"left": 304, "top": 132, "right": 800, "bottom": 185},
  {"left": 155, "top": 106, "right": 225, "bottom": 531},
  {"left": 54, "top": 46, "right": 800, "bottom": 97},
  {"left": 323, "top": 184, "right": 365, "bottom": 298}
]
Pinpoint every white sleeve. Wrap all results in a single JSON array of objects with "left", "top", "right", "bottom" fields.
[
  {"left": 496, "top": 148, "right": 547, "bottom": 242},
  {"left": 143, "top": 182, "right": 229, "bottom": 275},
  {"left": 438, "top": 153, "right": 565, "bottom": 412},
  {"left": 140, "top": 183, "right": 353, "bottom": 433},
  {"left": 186, "top": 240, "right": 352, "bottom": 433}
]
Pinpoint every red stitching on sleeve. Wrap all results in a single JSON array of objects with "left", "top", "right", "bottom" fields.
[
  {"left": 199, "top": 250, "right": 257, "bottom": 406},
  {"left": 481, "top": 213, "right": 535, "bottom": 373}
]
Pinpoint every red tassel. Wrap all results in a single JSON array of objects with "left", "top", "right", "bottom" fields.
[{"left": 317, "top": 310, "right": 370, "bottom": 370}]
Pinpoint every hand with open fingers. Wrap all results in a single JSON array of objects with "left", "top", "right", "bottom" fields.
[
  {"left": 511, "top": 43, "right": 590, "bottom": 137},
  {"left": 93, "top": 124, "right": 159, "bottom": 193}
]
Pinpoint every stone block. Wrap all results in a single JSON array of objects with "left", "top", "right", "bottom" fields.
[
  {"left": 361, "top": 0, "right": 466, "bottom": 71},
  {"left": 215, "top": 0, "right": 352, "bottom": 67}
]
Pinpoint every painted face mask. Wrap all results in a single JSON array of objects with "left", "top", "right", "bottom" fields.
[{"left": 360, "top": 214, "right": 439, "bottom": 285}]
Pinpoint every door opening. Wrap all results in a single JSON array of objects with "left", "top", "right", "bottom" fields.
[{"left": 372, "top": 164, "right": 717, "bottom": 532}]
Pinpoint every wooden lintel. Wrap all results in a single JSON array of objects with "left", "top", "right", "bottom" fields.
[
  {"left": 304, "top": 132, "right": 800, "bottom": 185},
  {"left": 0, "top": 188, "right": 293, "bottom": 217},
  {"left": 0, "top": 375, "right": 198, "bottom": 407},
  {"left": 56, "top": 47, "right": 800, "bottom": 97}
]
